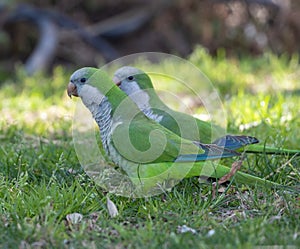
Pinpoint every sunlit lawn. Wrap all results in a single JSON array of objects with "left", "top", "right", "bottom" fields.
[{"left": 0, "top": 48, "right": 299, "bottom": 248}]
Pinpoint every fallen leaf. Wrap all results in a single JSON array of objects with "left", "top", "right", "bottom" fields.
[
  {"left": 107, "top": 196, "right": 119, "bottom": 218},
  {"left": 218, "top": 157, "right": 244, "bottom": 185},
  {"left": 177, "top": 225, "right": 197, "bottom": 234},
  {"left": 66, "top": 213, "right": 83, "bottom": 224},
  {"left": 212, "top": 156, "right": 245, "bottom": 198}
]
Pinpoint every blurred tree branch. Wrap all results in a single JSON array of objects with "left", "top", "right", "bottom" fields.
[{"left": 1, "top": 0, "right": 300, "bottom": 75}]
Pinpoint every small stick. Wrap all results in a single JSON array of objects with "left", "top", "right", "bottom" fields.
[{"left": 212, "top": 154, "right": 246, "bottom": 198}]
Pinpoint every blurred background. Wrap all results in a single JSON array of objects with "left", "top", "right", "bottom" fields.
[
  {"left": 1, "top": 0, "right": 300, "bottom": 76},
  {"left": 1, "top": 2, "right": 300, "bottom": 247}
]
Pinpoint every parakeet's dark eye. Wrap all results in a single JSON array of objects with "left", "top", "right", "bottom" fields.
[
  {"left": 80, "top": 78, "right": 86, "bottom": 83},
  {"left": 127, "top": 76, "right": 134, "bottom": 81}
]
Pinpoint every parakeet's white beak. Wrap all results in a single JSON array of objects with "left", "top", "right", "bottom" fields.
[
  {"left": 67, "top": 82, "right": 78, "bottom": 98},
  {"left": 112, "top": 76, "right": 121, "bottom": 86}
]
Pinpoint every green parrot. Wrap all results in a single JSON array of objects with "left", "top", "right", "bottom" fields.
[
  {"left": 67, "top": 67, "right": 284, "bottom": 196},
  {"left": 112, "top": 66, "right": 300, "bottom": 155}
]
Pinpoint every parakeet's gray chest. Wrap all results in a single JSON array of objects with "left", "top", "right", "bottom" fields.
[{"left": 92, "top": 98, "right": 131, "bottom": 168}]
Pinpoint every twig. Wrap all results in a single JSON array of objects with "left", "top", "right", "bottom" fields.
[{"left": 212, "top": 155, "right": 246, "bottom": 198}]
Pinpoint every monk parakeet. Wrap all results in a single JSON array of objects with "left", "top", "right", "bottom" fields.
[
  {"left": 67, "top": 67, "right": 283, "bottom": 195},
  {"left": 113, "top": 66, "right": 300, "bottom": 155}
]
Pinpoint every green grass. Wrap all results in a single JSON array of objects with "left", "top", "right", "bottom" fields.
[{"left": 0, "top": 49, "right": 299, "bottom": 248}]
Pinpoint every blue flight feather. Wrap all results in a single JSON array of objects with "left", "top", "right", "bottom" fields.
[
  {"left": 213, "top": 135, "right": 259, "bottom": 151},
  {"left": 175, "top": 143, "right": 241, "bottom": 162}
]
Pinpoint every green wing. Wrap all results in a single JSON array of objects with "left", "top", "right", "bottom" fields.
[
  {"left": 111, "top": 112, "right": 204, "bottom": 164},
  {"left": 146, "top": 88, "right": 224, "bottom": 143},
  {"left": 156, "top": 108, "right": 223, "bottom": 143}
]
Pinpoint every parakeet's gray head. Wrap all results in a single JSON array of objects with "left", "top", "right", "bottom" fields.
[
  {"left": 113, "top": 66, "right": 143, "bottom": 83},
  {"left": 113, "top": 66, "right": 154, "bottom": 95},
  {"left": 67, "top": 67, "right": 106, "bottom": 109},
  {"left": 112, "top": 66, "right": 157, "bottom": 112},
  {"left": 67, "top": 67, "right": 98, "bottom": 98}
]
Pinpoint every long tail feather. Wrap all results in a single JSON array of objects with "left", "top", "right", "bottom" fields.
[
  {"left": 185, "top": 161, "right": 283, "bottom": 189},
  {"left": 130, "top": 161, "right": 292, "bottom": 193},
  {"left": 240, "top": 144, "right": 300, "bottom": 155}
]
